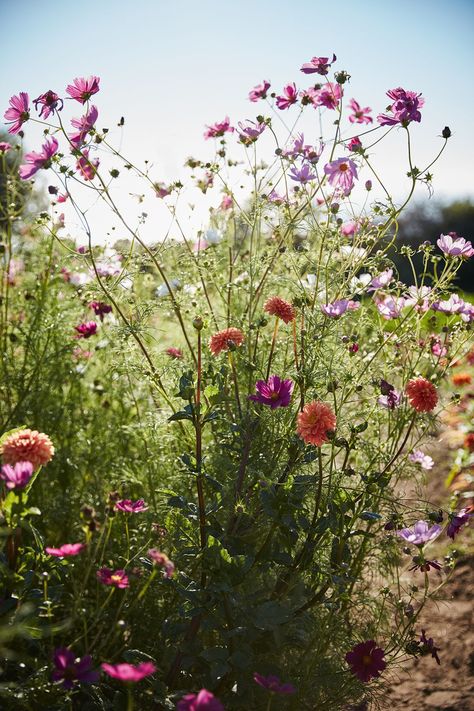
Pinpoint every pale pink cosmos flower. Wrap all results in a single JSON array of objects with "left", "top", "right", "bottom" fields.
[
  {"left": 374, "top": 295, "right": 406, "bottom": 319},
  {"left": 460, "top": 302, "right": 474, "bottom": 323},
  {"left": 408, "top": 450, "right": 434, "bottom": 470},
  {"left": 367, "top": 269, "right": 393, "bottom": 291},
  {"left": 347, "top": 98, "right": 373, "bottom": 124},
  {"left": 404, "top": 286, "right": 432, "bottom": 313},
  {"left": 248, "top": 80, "right": 270, "bottom": 102},
  {"left": 19, "top": 137, "right": 59, "bottom": 180},
  {"left": 396, "top": 520, "right": 442, "bottom": 546},
  {"left": 4, "top": 93, "right": 30, "bottom": 134},
  {"left": 437, "top": 233, "right": 474, "bottom": 258},
  {"left": 115, "top": 499, "right": 149, "bottom": 514},
  {"left": 276, "top": 83, "right": 298, "bottom": 110},
  {"left": 147, "top": 548, "right": 175, "bottom": 578},
  {"left": 101, "top": 662, "right": 156, "bottom": 682},
  {"left": 321, "top": 299, "right": 359, "bottom": 318},
  {"left": 0, "top": 461, "right": 34, "bottom": 490},
  {"left": 289, "top": 163, "right": 317, "bottom": 183},
  {"left": 310, "top": 83, "right": 343, "bottom": 110},
  {"left": 324, "top": 157, "right": 358, "bottom": 195},
  {"left": 220, "top": 194, "right": 233, "bottom": 210},
  {"left": 0, "top": 141, "right": 12, "bottom": 153},
  {"left": 300, "top": 54, "right": 336, "bottom": 75},
  {"left": 237, "top": 120, "right": 266, "bottom": 145},
  {"left": 340, "top": 220, "right": 360, "bottom": 237},
  {"left": 33, "top": 90, "right": 63, "bottom": 119},
  {"left": 431, "top": 293, "right": 466, "bottom": 315},
  {"left": 68, "top": 105, "right": 99, "bottom": 148},
  {"left": 66, "top": 76, "right": 100, "bottom": 104},
  {"left": 46, "top": 543, "right": 86, "bottom": 557},
  {"left": 76, "top": 149, "right": 99, "bottom": 181},
  {"left": 203, "top": 117, "right": 233, "bottom": 140}
]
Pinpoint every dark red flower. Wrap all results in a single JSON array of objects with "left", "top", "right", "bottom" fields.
[{"left": 345, "top": 640, "right": 386, "bottom": 682}]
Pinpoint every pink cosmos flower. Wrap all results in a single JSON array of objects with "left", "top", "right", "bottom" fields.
[
  {"left": 431, "top": 293, "right": 466, "bottom": 315},
  {"left": 396, "top": 520, "right": 442, "bottom": 546},
  {"left": 345, "top": 640, "right": 386, "bottom": 683},
  {"left": 74, "top": 321, "right": 97, "bottom": 338},
  {"left": 324, "top": 157, "right": 358, "bottom": 195},
  {"left": 368, "top": 269, "right": 393, "bottom": 291},
  {"left": 165, "top": 347, "right": 183, "bottom": 359},
  {"left": 321, "top": 299, "right": 359, "bottom": 318},
  {"left": 68, "top": 105, "right": 99, "bottom": 148},
  {"left": 33, "top": 90, "right": 63, "bottom": 119},
  {"left": 66, "top": 76, "right": 101, "bottom": 104},
  {"left": 300, "top": 54, "right": 336, "bottom": 75},
  {"left": 276, "top": 83, "right": 298, "bottom": 110},
  {"left": 310, "top": 83, "right": 343, "bottom": 110},
  {"left": 147, "top": 548, "right": 175, "bottom": 578},
  {"left": 76, "top": 149, "right": 99, "bottom": 181},
  {"left": 0, "top": 141, "right": 12, "bottom": 153},
  {"left": 19, "top": 137, "right": 58, "bottom": 180},
  {"left": 203, "top": 117, "right": 234, "bottom": 140},
  {"left": 248, "top": 80, "right": 271, "bottom": 102},
  {"left": 340, "top": 220, "right": 360, "bottom": 237},
  {"left": 437, "top": 233, "right": 474, "bottom": 258},
  {"left": 289, "top": 163, "right": 317, "bottom": 183},
  {"left": 52, "top": 648, "right": 99, "bottom": 689},
  {"left": 249, "top": 376, "right": 294, "bottom": 409},
  {"left": 347, "top": 137, "right": 362, "bottom": 152},
  {"left": 4, "top": 93, "right": 30, "bottom": 134},
  {"left": 374, "top": 295, "right": 405, "bottom": 319},
  {"left": 46, "top": 543, "right": 86, "bottom": 557},
  {"left": 101, "top": 661, "right": 156, "bottom": 682},
  {"left": 404, "top": 286, "right": 432, "bottom": 313},
  {"left": 177, "top": 689, "right": 224, "bottom": 711},
  {"left": 155, "top": 182, "right": 172, "bottom": 198},
  {"left": 0, "top": 461, "right": 34, "bottom": 490},
  {"left": 347, "top": 98, "right": 373, "bottom": 124},
  {"left": 96, "top": 568, "right": 129, "bottom": 588},
  {"left": 220, "top": 194, "right": 233, "bottom": 210},
  {"left": 253, "top": 672, "right": 296, "bottom": 694},
  {"left": 237, "top": 120, "right": 266, "bottom": 145},
  {"left": 377, "top": 87, "right": 424, "bottom": 126},
  {"left": 115, "top": 499, "right": 149, "bottom": 514},
  {"left": 408, "top": 450, "right": 434, "bottom": 470}
]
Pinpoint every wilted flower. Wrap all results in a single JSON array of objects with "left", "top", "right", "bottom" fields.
[
  {"left": 0, "top": 461, "right": 34, "bottom": 490},
  {"left": 405, "top": 377, "right": 438, "bottom": 412},
  {"left": 324, "top": 157, "right": 358, "bottom": 195},
  {"left": 115, "top": 499, "right": 149, "bottom": 514},
  {"left": 408, "top": 450, "right": 434, "bottom": 470},
  {"left": 321, "top": 299, "right": 359, "bottom": 318},
  {"left": 377, "top": 87, "right": 424, "bottom": 126},
  {"left": 345, "top": 640, "right": 386, "bottom": 682},
  {"left": 437, "top": 233, "right": 474, "bottom": 258},
  {"left": 396, "top": 520, "right": 442, "bottom": 546},
  {"left": 249, "top": 376, "right": 294, "bottom": 409},
  {"left": 33, "top": 90, "right": 63, "bottom": 119},
  {"left": 1, "top": 429, "right": 54, "bottom": 469},
  {"left": 446, "top": 507, "right": 473, "bottom": 540},
  {"left": 297, "top": 401, "right": 336, "bottom": 447},
  {"left": 69, "top": 105, "right": 99, "bottom": 148},
  {"left": 177, "top": 689, "right": 224, "bottom": 711},
  {"left": 19, "top": 137, "right": 58, "bottom": 180},
  {"left": 276, "top": 83, "right": 298, "bottom": 110},
  {"left": 264, "top": 296, "right": 295, "bottom": 323},
  {"left": 4, "top": 92, "right": 30, "bottom": 134},
  {"left": 300, "top": 54, "right": 336, "bottom": 75},
  {"left": 419, "top": 630, "right": 441, "bottom": 665},
  {"left": 96, "top": 568, "right": 129, "bottom": 588},
  {"left": 147, "top": 548, "right": 175, "bottom": 578},
  {"left": 203, "top": 117, "right": 233, "bottom": 139},
  {"left": 249, "top": 79, "right": 271, "bottom": 102},
  {"left": 52, "top": 648, "right": 99, "bottom": 689},
  {"left": 74, "top": 321, "right": 98, "bottom": 339},
  {"left": 347, "top": 98, "right": 373, "bottom": 124},
  {"left": 209, "top": 327, "right": 245, "bottom": 356},
  {"left": 377, "top": 379, "right": 401, "bottom": 409},
  {"left": 253, "top": 672, "right": 296, "bottom": 694},
  {"left": 101, "top": 661, "right": 156, "bottom": 682},
  {"left": 66, "top": 76, "right": 101, "bottom": 104},
  {"left": 46, "top": 543, "right": 86, "bottom": 557}
]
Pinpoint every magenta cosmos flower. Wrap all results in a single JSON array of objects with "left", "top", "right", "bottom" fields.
[
  {"left": 300, "top": 54, "right": 336, "bottom": 75},
  {"left": 396, "top": 520, "right": 442, "bottom": 547},
  {"left": 74, "top": 321, "right": 97, "bottom": 338},
  {"left": 249, "top": 375, "right": 294, "bottom": 409},
  {"left": 66, "top": 76, "right": 101, "bottom": 104},
  {"left": 147, "top": 548, "right": 175, "bottom": 578},
  {"left": 347, "top": 98, "right": 373, "bottom": 124},
  {"left": 203, "top": 117, "right": 234, "bottom": 140},
  {"left": 0, "top": 461, "right": 34, "bottom": 490},
  {"left": 97, "top": 568, "right": 129, "bottom": 588},
  {"left": 437, "top": 233, "right": 474, "bottom": 258},
  {"left": 76, "top": 149, "right": 99, "bottom": 181},
  {"left": 46, "top": 543, "right": 86, "bottom": 557},
  {"left": 310, "top": 83, "right": 343, "bottom": 110},
  {"left": 52, "top": 648, "right": 99, "bottom": 689},
  {"left": 115, "top": 499, "right": 149, "bottom": 513},
  {"left": 377, "top": 87, "right": 424, "bottom": 126},
  {"left": 253, "top": 672, "right": 296, "bottom": 694},
  {"left": 324, "top": 157, "right": 358, "bottom": 195},
  {"left": 249, "top": 79, "right": 270, "bottom": 102},
  {"left": 33, "top": 90, "right": 63, "bottom": 119},
  {"left": 177, "top": 689, "right": 225, "bottom": 711},
  {"left": 69, "top": 105, "right": 99, "bottom": 149},
  {"left": 19, "top": 137, "right": 58, "bottom": 180},
  {"left": 4, "top": 92, "right": 30, "bottom": 134},
  {"left": 89, "top": 300, "right": 112, "bottom": 320},
  {"left": 345, "top": 640, "right": 386, "bottom": 683},
  {"left": 447, "top": 506, "right": 473, "bottom": 540},
  {"left": 101, "top": 661, "right": 156, "bottom": 682},
  {"left": 321, "top": 299, "right": 359, "bottom": 318},
  {"left": 276, "top": 83, "right": 298, "bottom": 110}
]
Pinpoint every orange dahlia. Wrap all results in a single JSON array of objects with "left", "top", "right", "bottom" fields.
[
  {"left": 405, "top": 377, "right": 438, "bottom": 413},
  {"left": 1, "top": 429, "right": 55, "bottom": 470},
  {"left": 296, "top": 401, "right": 336, "bottom": 447},
  {"left": 263, "top": 296, "right": 295, "bottom": 324},
  {"left": 209, "top": 327, "right": 245, "bottom": 356},
  {"left": 452, "top": 373, "right": 472, "bottom": 387}
]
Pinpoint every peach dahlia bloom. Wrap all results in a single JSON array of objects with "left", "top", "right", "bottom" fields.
[
  {"left": 209, "top": 327, "right": 245, "bottom": 356},
  {"left": 297, "top": 401, "right": 336, "bottom": 446},
  {"left": 264, "top": 296, "right": 296, "bottom": 324},
  {"left": 1, "top": 429, "right": 54, "bottom": 470},
  {"left": 405, "top": 377, "right": 438, "bottom": 413}
]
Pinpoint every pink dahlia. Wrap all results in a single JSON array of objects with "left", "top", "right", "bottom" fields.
[
  {"left": 1, "top": 429, "right": 54, "bottom": 469},
  {"left": 263, "top": 296, "right": 295, "bottom": 324},
  {"left": 4, "top": 92, "right": 30, "bottom": 134},
  {"left": 0, "top": 461, "right": 34, "bottom": 490},
  {"left": 101, "top": 661, "right": 156, "bottom": 682},
  {"left": 209, "top": 327, "right": 244, "bottom": 356},
  {"left": 297, "top": 401, "right": 336, "bottom": 447},
  {"left": 345, "top": 640, "right": 386, "bottom": 682},
  {"left": 46, "top": 543, "right": 86, "bottom": 557},
  {"left": 405, "top": 377, "right": 438, "bottom": 412},
  {"left": 66, "top": 76, "right": 101, "bottom": 104},
  {"left": 19, "top": 137, "right": 59, "bottom": 180}
]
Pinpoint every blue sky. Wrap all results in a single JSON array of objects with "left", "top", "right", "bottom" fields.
[{"left": 1, "top": 0, "right": 473, "bottom": 243}]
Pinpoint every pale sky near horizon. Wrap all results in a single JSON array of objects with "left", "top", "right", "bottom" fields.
[{"left": 1, "top": 0, "right": 473, "bottom": 245}]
